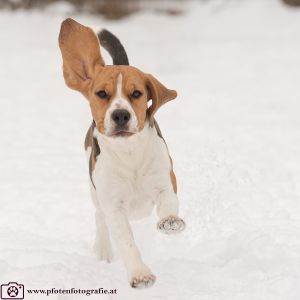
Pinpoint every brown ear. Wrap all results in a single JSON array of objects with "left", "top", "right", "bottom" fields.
[
  {"left": 145, "top": 74, "right": 177, "bottom": 127},
  {"left": 58, "top": 18, "right": 104, "bottom": 93}
]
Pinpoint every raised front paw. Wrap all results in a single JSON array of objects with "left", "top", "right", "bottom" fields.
[
  {"left": 157, "top": 215, "right": 186, "bottom": 234},
  {"left": 129, "top": 267, "right": 156, "bottom": 289}
]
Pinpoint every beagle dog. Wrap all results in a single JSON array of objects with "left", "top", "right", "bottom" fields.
[{"left": 58, "top": 18, "right": 185, "bottom": 289}]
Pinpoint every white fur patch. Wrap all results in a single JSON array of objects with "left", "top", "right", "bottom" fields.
[{"left": 104, "top": 73, "right": 138, "bottom": 135}]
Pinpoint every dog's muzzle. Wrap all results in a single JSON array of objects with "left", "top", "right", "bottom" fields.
[{"left": 110, "top": 109, "right": 134, "bottom": 137}]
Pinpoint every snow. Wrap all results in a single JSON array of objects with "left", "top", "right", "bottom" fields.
[{"left": 1, "top": 1, "right": 300, "bottom": 299}]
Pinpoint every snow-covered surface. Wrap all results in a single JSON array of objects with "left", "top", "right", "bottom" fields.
[{"left": 1, "top": 1, "right": 300, "bottom": 299}]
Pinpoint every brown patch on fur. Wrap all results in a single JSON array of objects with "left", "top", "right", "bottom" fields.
[
  {"left": 84, "top": 121, "right": 100, "bottom": 189},
  {"left": 59, "top": 18, "right": 104, "bottom": 93},
  {"left": 154, "top": 119, "right": 164, "bottom": 140},
  {"left": 169, "top": 157, "right": 178, "bottom": 194},
  {"left": 146, "top": 75, "right": 177, "bottom": 127},
  {"left": 89, "top": 65, "right": 119, "bottom": 134},
  {"left": 84, "top": 122, "right": 94, "bottom": 150},
  {"left": 154, "top": 120, "right": 177, "bottom": 194},
  {"left": 121, "top": 68, "right": 148, "bottom": 130}
]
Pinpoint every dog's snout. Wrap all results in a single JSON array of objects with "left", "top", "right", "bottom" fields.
[{"left": 112, "top": 109, "right": 131, "bottom": 127}]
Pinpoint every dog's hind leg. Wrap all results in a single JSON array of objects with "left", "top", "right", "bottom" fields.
[{"left": 156, "top": 188, "right": 186, "bottom": 234}]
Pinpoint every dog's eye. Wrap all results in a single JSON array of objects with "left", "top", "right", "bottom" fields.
[
  {"left": 96, "top": 90, "right": 108, "bottom": 99},
  {"left": 131, "top": 90, "right": 142, "bottom": 99}
]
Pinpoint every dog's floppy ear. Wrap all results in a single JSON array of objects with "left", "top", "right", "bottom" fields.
[
  {"left": 58, "top": 18, "right": 104, "bottom": 93},
  {"left": 145, "top": 74, "right": 177, "bottom": 127}
]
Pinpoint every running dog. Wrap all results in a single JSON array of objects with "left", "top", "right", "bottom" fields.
[{"left": 58, "top": 18, "right": 185, "bottom": 289}]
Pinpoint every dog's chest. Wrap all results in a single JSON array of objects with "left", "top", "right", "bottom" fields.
[
  {"left": 121, "top": 166, "right": 161, "bottom": 219},
  {"left": 93, "top": 126, "right": 171, "bottom": 219},
  {"left": 125, "top": 154, "right": 171, "bottom": 219}
]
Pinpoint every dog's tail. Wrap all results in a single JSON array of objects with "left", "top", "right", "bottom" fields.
[{"left": 98, "top": 29, "right": 129, "bottom": 66}]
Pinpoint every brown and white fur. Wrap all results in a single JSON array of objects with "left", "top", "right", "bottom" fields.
[{"left": 58, "top": 18, "right": 185, "bottom": 289}]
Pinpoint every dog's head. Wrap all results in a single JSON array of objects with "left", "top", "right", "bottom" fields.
[{"left": 58, "top": 18, "right": 177, "bottom": 137}]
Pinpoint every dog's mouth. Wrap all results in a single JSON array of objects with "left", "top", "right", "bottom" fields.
[{"left": 110, "top": 130, "right": 135, "bottom": 138}]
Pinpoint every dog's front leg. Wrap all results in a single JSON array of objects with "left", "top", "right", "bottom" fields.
[
  {"left": 94, "top": 209, "right": 113, "bottom": 262},
  {"left": 90, "top": 185, "right": 113, "bottom": 262},
  {"left": 103, "top": 204, "right": 156, "bottom": 288},
  {"left": 156, "top": 188, "right": 186, "bottom": 234}
]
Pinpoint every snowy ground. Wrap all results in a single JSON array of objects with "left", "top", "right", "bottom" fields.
[{"left": 1, "top": 1, "right": 300, "bottom": 299}]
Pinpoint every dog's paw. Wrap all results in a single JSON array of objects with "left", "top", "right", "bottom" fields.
[
  {"left": 129, "top": 267, "right": 156, "bottom": 289},
  {"left": 93, "top": 242, "right": 113, "bottom": 263},
  {"left": 157, "top": 215, "right": 186, "bottom": 234}
]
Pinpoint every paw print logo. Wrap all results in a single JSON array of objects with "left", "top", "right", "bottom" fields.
[{"left": 7, "top": 286, "right": 18, "bottom": 298}]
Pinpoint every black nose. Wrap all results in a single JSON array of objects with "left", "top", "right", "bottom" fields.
[{"left": 111, "top": 109, "right": 131, "bottom": 127}]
